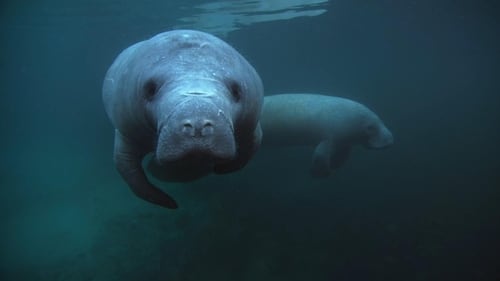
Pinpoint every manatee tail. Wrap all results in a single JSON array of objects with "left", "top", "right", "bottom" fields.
[{"left": 113, "top": 130, "right": 178, "bottom": 209}]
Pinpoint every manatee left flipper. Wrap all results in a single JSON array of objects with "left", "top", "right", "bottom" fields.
[
  {"left": 113, "top": 130, "right": 178, "bottom": 209},
  {"left": 310, "top": 140, "right": 333, "bottom": 177},
  {"left": 310, "top": 141, "right": 352, "bottom": 177}
]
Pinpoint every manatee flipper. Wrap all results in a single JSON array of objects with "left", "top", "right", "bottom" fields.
[
  {"left": 330, "top": 144, "right": 351, "bottom": 170},
  {"left": 113, "top": 130, "right": 178, "bottom": 209},
  {"left": 214, "top": 123, "right": 262, "bottom": 174},
  {"left": 310, "top": 140, "right": 333, "bottom": 177},
  {"left": 310, "top": 141, "right": 352, "bottom": 177}
]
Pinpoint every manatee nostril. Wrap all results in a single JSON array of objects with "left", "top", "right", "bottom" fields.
[
  {"left": 201, "top": 120, "right": 214, "bottom": 136},
  {"left": 181, "top": 120, "right": 214, "bottom": 137},
  {"left": 182, "top": 121, "right": 195, "bottom": 136}
]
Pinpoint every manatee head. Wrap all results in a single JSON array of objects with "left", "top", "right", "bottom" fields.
[
  {"left": 138, "top": 30, "right": 263, "bottom": 181},
  {"left": 362, "top": 115, "right": 394, "bottom": 149}
]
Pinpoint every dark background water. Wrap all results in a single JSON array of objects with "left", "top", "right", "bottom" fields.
[{"left": 1, "top": 0, "right": 499, "bottom": 280}]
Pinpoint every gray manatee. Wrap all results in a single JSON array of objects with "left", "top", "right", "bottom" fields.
[
  {"left": 261, "top": 93, "right": 393, "bottom": 177},
  {"left": 102, "top": 30, "right": 263, "bottom": 209}
]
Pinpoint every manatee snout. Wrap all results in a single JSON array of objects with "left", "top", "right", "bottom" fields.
[
  {"left": 366, "top": 125, "right": 394, "bottom": 149},
  {"left": 156, "top": 99, "right": 236, "bottom": 164}
]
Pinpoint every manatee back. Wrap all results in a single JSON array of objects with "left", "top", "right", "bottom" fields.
[
  {"left": 262, "top": 94, "right": 352, "bottom": 144},
  {"left": 261, "top": 93, "right": 379, "bottom": 147}
]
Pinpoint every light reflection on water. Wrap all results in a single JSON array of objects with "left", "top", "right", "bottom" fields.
[{"left": 174, "top": 0, "right": 329, "bottom": 36}]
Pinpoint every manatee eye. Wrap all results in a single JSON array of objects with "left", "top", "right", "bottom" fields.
[
  {"left": 143, "top": 79, "right": 158, "bottom": 101},
  {"left": 228, "top": 81, "right": 242, "bottom": 103}
]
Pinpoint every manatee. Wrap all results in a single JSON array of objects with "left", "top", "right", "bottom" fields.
[
  {"left": 102, "top": 30, "right": 263, "bottom": 208},
  {"left": 261, "top": 93, "right": 393, "bottom": 177}
]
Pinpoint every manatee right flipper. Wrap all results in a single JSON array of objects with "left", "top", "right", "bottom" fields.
[
  {"left": 330, "top": 143, "right": 351, "bottom": 170},
  {"left": 214, "top": 123, "right": 263, "bottom": 174},
  {"left": 113, "top": 130, "right": 178, "bottom": 209}
]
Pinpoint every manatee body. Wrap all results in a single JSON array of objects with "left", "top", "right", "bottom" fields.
[
  {"left": 102, "top": 30, "right": 263, "bottom": 208},
  {"left": 261, "top": 93, "right": 393, "bottom": 177}
]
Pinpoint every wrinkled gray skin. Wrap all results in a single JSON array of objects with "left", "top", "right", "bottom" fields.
[
  {"left": 261, "top": 93, "right": 393, "bottom": 177},
  {"left": 103, "top": 30, "right": 263, "bottom": 209}
]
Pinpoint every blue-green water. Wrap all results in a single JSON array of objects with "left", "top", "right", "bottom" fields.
[{"left": 1, "top": 0, "right": 499, "bottom": 280}]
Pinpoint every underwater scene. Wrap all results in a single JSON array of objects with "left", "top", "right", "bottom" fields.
[{"left": 1, "top": 0, "right": 499, "bottom": 280}]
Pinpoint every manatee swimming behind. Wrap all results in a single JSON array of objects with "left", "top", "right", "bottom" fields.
[
  {"left": 102, "top": 30, "right": 263, "bottom": 209},
  {"left": 261, "top": 93, "right": 393, "bottom": 177}
]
